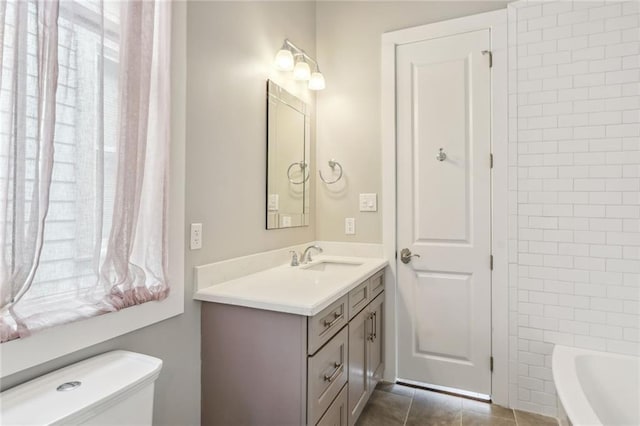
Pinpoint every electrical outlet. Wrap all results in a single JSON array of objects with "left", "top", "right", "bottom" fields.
[
  {"left": 345, "top": 217, "right": 355, "bottom": 235},
  {"left": 190, "top": 223, "right": 202, "bottom": 250}
]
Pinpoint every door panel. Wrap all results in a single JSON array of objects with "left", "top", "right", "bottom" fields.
[
  {"left": 396, "top": 29, "right": 492, "bottom": 395},
  {"left": 414, "top": 272, "right": 471, "bottom": 360},
  {"left": 415, "top": 58, "right": 470, "bottom": 244}
]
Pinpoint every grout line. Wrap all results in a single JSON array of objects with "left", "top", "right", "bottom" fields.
[
  {"left": 513, "top": 409, "right": 519, "bottom": 426},
  {"left": 402, "top": 393, "right": 414, "bottom": 426}
]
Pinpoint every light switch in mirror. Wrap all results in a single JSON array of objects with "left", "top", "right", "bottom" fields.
[{"left": 266, "top": 80, "right": 310, "bottom": 229}]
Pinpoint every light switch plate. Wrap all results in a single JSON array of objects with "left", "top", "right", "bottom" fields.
[
  {"left": 345, "top": 217, "right": 356, "bottom": 235},
  {"left": 190, "top": 223, "right": 202, "bottom": 250},
  {"left": 359, "top": 193, "right": 377, "bottom": 212}
]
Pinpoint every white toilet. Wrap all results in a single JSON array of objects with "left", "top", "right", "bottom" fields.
[{"left": 0, "top": 350, "right": 163, "bottom": 425}]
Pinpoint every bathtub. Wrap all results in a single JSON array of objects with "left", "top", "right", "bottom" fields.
[{"left": 552, "top": 345, "right": 640, "bottom": 426}]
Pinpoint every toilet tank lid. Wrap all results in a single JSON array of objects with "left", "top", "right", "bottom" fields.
[{"left": 0, "top": 350, "right": 162, "bottom": 425}]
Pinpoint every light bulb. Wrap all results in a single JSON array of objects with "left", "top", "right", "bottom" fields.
[
  {"left": 293, "top": 60, "right": 311, "bottom": 81},
  {"left": 275, "top": 49, "right": 294, "bottom": 71},
  {"left": 308, "top": 72, "right": 325, "bottom": 90}
]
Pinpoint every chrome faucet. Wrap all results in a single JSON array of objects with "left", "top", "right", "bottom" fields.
[{"left": 301, "top": 244, "right": 323, "bottom": 264}]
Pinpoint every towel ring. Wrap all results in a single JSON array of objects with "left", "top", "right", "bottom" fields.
[
  {"left": 319, "top": 159, "right": 343, "bottom": 184},
  {"left": 287, "top": 161, "right": 309, "bottom": 185}
]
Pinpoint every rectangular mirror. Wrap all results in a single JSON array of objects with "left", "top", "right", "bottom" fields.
[{"left": 266, "top": 80, "right": 310, "bottom": 229}]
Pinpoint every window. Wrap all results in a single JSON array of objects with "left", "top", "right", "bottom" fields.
[{"left": 1, "top": 0, "right": 172, "bottom": 343}]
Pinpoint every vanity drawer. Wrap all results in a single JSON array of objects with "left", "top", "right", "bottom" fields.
[
  {"left": 308, "top": 327, "right": 348, "bottom": 426},
  {"left": 308, "top": 295, "right": 348, "bottom": 355},
  {"left": 316, "top": 383, "right": 348, "bottom": 426},
  {"left": 368, "top": 270, "right": 385, "bottom": 300},
  {"left": 348, "top": 280, "right": 370, "bottom": 320}
]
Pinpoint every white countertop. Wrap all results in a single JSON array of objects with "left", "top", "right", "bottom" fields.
[{"left": 194, "top": 255, "right": 388, "bottom": 316}]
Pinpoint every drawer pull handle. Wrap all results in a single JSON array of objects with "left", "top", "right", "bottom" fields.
[
  {"left": 373, "top": 311, "right": 377, "bottom": 339},
  {"left": 367, "top": 312, "right": 375, "bottom": 341},
  {"left": 370, "top": 312, "right": 375, "bottom": 338},
  {"left": 324, "top": 362, "right": 344, "bottom": 382},
  {"left": 323, "top": 312, "right": 341, "bottom": 328}
]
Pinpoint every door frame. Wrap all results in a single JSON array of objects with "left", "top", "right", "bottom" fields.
[{"left": 381, "top": 9, "right": 509, "bottom": 407}]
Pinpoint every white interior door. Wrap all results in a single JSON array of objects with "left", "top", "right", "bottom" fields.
[{"left": 396, "top": 29, "right": 492, "bottom": 395}]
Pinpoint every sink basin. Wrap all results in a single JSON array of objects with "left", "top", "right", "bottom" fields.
[{"left": 302, "top": 261, "right": 363, "bottom": 272}]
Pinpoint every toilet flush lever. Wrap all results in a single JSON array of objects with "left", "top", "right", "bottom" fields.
[
  {"left": 57, "top": 381, "right": 81, "bottom": 391},
  {"left": 436, "top": 148, "right": 447, "bottom": 162},
  {"left": 400, "top": 248, "right": 420, "bottom": 264}
]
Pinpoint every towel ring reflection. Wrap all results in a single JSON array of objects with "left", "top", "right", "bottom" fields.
[
  {"left": 287, "top": 161, "right": 309, "bottom": 185},
  {"left": 319, "top": 159, "right": 343, "bottom": 184}
]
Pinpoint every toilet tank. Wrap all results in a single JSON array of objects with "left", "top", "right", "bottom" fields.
[{"left": 0, "top": 350, "right": 163, "bottom": 425}]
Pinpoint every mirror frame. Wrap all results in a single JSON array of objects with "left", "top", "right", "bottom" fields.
[{"left": 266, "top": 80, "right": 311, "bottom": 229}]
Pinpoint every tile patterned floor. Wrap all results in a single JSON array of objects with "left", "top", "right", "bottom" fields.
[{"left": 355, "top": 383, "right": 558, "bottom": 426}]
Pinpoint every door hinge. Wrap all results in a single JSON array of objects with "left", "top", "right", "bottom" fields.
[
  {"left": 490, "top": 255, "right": 494, "bottom": 270},
  {"left": 490, "top": 153, "right": 494, "bottom": 168},
  {"left": 490, "top": 356, "right": 494, "bottom": 372},
  {"left": 482, "top": 50, "right": 493, "bottom": 68},
  {"left": 395, "top": 250, "right": 398, "bottom": 259}
]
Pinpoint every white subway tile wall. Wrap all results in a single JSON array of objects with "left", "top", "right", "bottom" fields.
[{"left": 508, "top": 0, "right": 640, "bottom": 417}]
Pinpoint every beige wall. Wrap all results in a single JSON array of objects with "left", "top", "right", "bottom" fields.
[
  {"left": 186, "top": 1, "right": 317, "bottom": 265},
  {"left": 315, "top": 1, "right": 510, "bottom": 242}
]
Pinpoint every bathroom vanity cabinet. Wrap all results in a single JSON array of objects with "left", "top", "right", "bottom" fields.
[
  {"left": 347, "top": 276, "right": 384, "bottom": 425},
  {"left": 200, "top": 268, "right": 385, "bottom": 426}
]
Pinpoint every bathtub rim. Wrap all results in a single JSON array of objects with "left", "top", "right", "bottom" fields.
[{"left": 552, "top": 344, "right": 637, "bottom": 426}]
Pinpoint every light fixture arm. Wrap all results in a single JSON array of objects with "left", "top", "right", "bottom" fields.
[{"left": 283, "top": 39, "right": 321, "bottom": 72}]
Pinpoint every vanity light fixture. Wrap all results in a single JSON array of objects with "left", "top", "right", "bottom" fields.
[
  {"left": 274, "top": 39, "right": 325, "bottom": 90},
  {"left": 293, "top": 55, "right": 311, "bottom": 81},
  {"left": 274, "top": 41, "right": 294, "bottom": 71},
  {"left": 308, "top": 70, "right": 326, "bottom": 91}
]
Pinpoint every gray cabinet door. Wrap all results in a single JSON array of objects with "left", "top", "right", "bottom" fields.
[
  {"left": 308, "top": 326, "right": 349, "bottom": 426},
  {"left": 368, "top": 293, "right": 384, "bottom": 387},
  {"left": 348, "top": 279, "right": 370, "bottom": 320},
  {"left": 348, "top": 306, "right": 370, "bottom": 426},
  {"left": 368, "top": 270, "right": 385, "bottom": 300},
  {"left": 309, "top": 295, "right": 349, "bottom": 355},
  {"left": 317, "top": 384, "right": 348, "bottom": 426}
]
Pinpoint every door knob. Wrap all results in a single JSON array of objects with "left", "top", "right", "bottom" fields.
[{"left": 400, "top": 248, "right": 420, "bottom": 264}]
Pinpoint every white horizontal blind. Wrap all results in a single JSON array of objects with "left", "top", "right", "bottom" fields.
[{"left": 26, "top": 3, "right": 119, "bottom": 302}]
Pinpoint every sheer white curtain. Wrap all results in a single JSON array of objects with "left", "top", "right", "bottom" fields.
[
  {"left": 0, "top": 0, "right": 171, "bottom": 343},
  {"left": 0, "top": 0, "right": 60, "bottom": 340}
]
